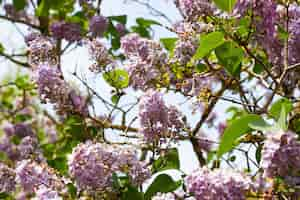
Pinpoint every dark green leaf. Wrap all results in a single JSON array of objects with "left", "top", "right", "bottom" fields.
[
  {"left": 121, "top": 186, "right": 144, "bottom": 200},
  {"left": 152, "top": 148, "right": 180, "bottom": 173},
  {"left": 193, "top": 31, "right": 225, "bottom": 60},
  {"left": 215, "top": 41, "right": 244, "bottom": 77},
  {"left": 136, "top": 18, "right": 161, "bottom": 27},
  {"left": 13, "top": 0, "right": 26, "bottom": 11},
  {"left": 145, "top": 174, "right": 181, "bottom": 200},
  {"left": 103, "top": 69, "right": 129, "bottom": 89},
  {"left": 109, "top": 15, "right": 127, "bottom": 25},
  {"left": 218, "top": 114, "right": 262, "bottom": 157},
  {"left": 0, "top": 43, "right": 4, "bottom": 53},
  {"left": 255, "top": 145, "right": 262, "bottom": 164},
  {"left": 213, "top": 0, "right": 237, "bottom": 12}
]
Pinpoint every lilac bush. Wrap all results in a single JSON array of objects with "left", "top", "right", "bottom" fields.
[{"left": 0, "top": 0, "right": 300, "bottom": 199}]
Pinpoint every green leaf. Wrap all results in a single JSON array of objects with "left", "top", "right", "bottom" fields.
[
  {"left": 0, "top": 43, "right": 4, "bottom": 53},
  {"left": 277, "top": 105, "right": 288, "bottom": 131},
  {"left": 13, "top": 0, "right": 26, "bottom": 10},
  {"left": 121, "top": 186, "right": 144, "bottom": 200},
  {"left": 215, "top": 41, "right": 244, "bottom": 76},
  {"left": 217, "top": 114, "right": 262, "bottom": 157},
  {"left": 35, "top": 0, "right": 50, "bottom": 17},
  {"left": 213, "top": 0, "right": 237, "bottom": 12},
  {"left": 193, "top": 31, "right": 225, "bottom": 60},
  {"left": 248, "top": 118, "right": 275, "bottom": 132},
  {"left": 103, "top": 69, "right": 129, "bottom": 89},
  {"left": 109, "top": 15, "right": 127, "bottom": 25},
  {"left": 269, "top": 98, "right": 293, "bottom": 120},
  {"left": 160, "top": 38, "right": 178, "bottom": 52},
  {"left": 136, "top": 18, "right": 161, "bottom": 27},
  {"left": 255, "top": 145, "right": 262, "bottom": 164},
  {"left": 145, "top": 174, "right": 181, "bottom": 200},
  {"left": 152, "top": 148, "right": 180, "bottom": 173}
]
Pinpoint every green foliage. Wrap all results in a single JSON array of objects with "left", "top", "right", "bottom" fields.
[
  {"left": 269, "top": 98, "right": 293, "bottom": 120},
  {"left": 193, "top": 31, "right": 225, "bottom": 60},
  {"left": 218, "top": 114, "right": 263, "bottom": 157},
  {"left": 13, "top": 0, "right": 27, "bottom": 11},
  {"left": 152, "top": 148, "right": 180, "bottom": 173},
  {"left": 112, "top": 173, "right": 144, "bottom": 200},
  {"left": 144, "top": 174, "right": 181, "bottom": 200},
  {"left": 213, "top": 0, "right": 237, "bottom": 12},
  {"left": 131, "top": 18, "right": 160, "bottom": 38},
  {"left": 215, "top": 41, "right": 244, "bottom": 77},
  {"left": 160, "top": 38, "right": 178, "bottom": 52},
  {"left": 103, "top": 69, "right": 129, "bottom": 89}
]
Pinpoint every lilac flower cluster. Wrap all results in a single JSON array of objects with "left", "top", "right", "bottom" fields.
[
  {"left": 261, "top": 131, "right": 300, "bottom": 185},
  {"left": 88, "top": 39, "right": 113, "bottom": 72},
  {"left": 15, "top": 159, "right": 64, "bottom": 193},
  {"left": 121, "top": 34, "right": 168, "bottom": 90},
  {"left": 175, "top": 0, "right": 216, "bottom": 21},
  {"left": 0, "top": 163, "right": 16, "bottom": 193},
  {"left": 35, "top": 64, "right": 88, "bottom": 116},
  {"left": 68, "top": 141, "right": 150, "bottom": 194},
  {"left": 50, "top": 21, "right": 82, "bottom": 42},
  {"left": 139, "top": 90, "right": 184, "bottom": 142},
  {"left": 185, "top": 167, "right": 254, "bottom": 200},
  {"left": 89, "top": 15, "right": 109, "bottom": 37},
  {"left": 28, "top": 36, "right": 58, "bottom": 68},
  {"left": 35, "top": 186, "right": 62, "bottom": 200},
  {"left": 1, "top": 123, "right": 44, "bottom": 162}
]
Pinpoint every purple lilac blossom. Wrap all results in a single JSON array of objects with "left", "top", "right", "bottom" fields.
[
  {"left": 0, "top": 163, "right": 16, "bottom": 193},
  {"left": 88, "top": 39, "right": 113, "bottom": 72},
  {"left": 50, "top": 21, "right": 82, "bottom": 42},
  {"left": 68, "top": 141, "right": 150, "bottom": 194},
  {"left": 28, "top": 37, "right": 58, "bottom": 68},
  {"left": 185, "top": 167, "right": 255, "bottom": 200},
  {"left": 121, "top": 34, "right": 168, "bottom": 90},
  {"left": 261, "top": 131, "right": 300, "bottom": 186},
  {"left": 139, "top": 90, "right": 184, "bottom": 142},
  {"left": 35, "top": 64, "right": 88, "bottom": 116},
  {"left": 15, "top": 159, "right": 64, "bottom": 193},
  {"left": 89, "top": 15, "right": 109, "bottom": 37},
  {"left": 175, "top": 0, "right": 216, "bottom": 21}
]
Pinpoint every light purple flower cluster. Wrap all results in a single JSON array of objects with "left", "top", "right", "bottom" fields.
[
  {"left": 89, "top": 15, "right": 109, "bottom": 37},
  {"left": 121, "top": 34, "right": 168, "bottom": 90},
  {"left": 185, "top": 167, "right": 254, "bottom": 200},
  {"left": 18, "top": 136, "right": 44, "bottom": 162},
  {"left": 35, "top": 64, "right": 88, "bottom": 116},
  {"left": 139, "top": 90, "right": 184, "bottom": 142},
  {"left": 261, "top": 131, "right": 300, "bottom": 185},
  {"left": 68, "top": 141, "right": 150, "bottom": 194},
  {"left": 35, "top": 186, "right": 62, "bottom": 200},
  {"left": 28, "top": 36, "right": 58, "bottom": 68},
  {"left": 50, "top": 21, "right": 82, "bottom": 42},
  {"left": 88, "top": 39, "right": 113, "bottom": 72},
  {"left": 175, "top": 0, "right": 216, "bottom": 21},
  {"left": 15, "top": 159, "right": 64, "bottom": 193},
  {"left": 0, "top": 163, "right": 16, "bottom": 193}
]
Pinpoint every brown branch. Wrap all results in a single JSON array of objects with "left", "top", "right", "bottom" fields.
[
  {"left": 0, "top": 15, "right": 40, "bottom": 30},
  {"left": 0, "top": 51, "right": 29, "bottom": 68}
]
